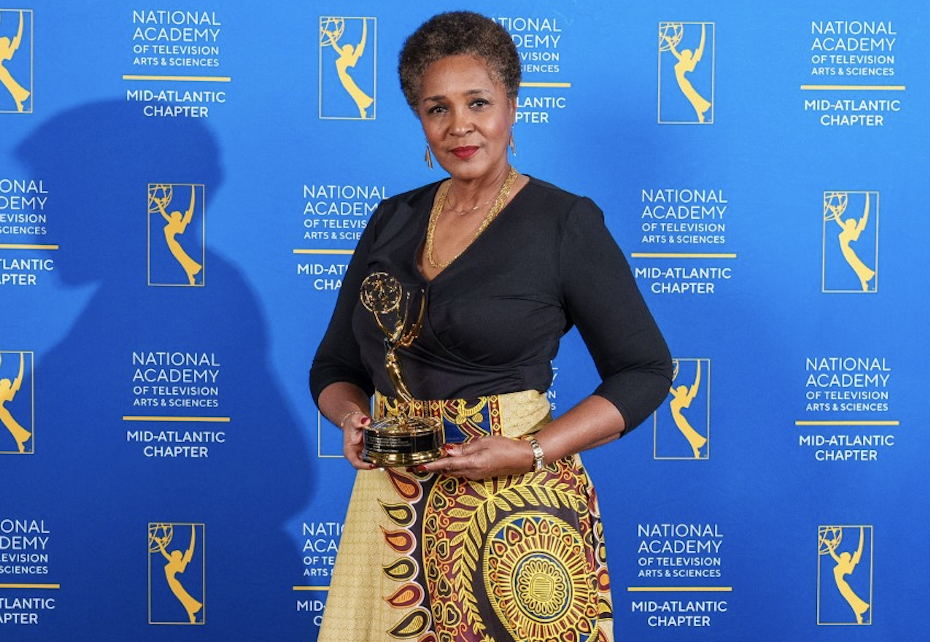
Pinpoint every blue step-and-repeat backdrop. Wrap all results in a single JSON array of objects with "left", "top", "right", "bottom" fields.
[{"left": 1, "top": 1, "right": 927, "bottom": 640}]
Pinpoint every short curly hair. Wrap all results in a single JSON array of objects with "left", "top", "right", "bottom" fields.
[{"left": 398, "top": 11, "right": 521, "bottom": 112}]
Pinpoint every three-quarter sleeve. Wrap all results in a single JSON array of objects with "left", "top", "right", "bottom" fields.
[
  {"left": 309, "top": 207, "right": 381, "bottom": 407},
  {"left": 558, "top": 197, "right": 673, "bottom": 432}
]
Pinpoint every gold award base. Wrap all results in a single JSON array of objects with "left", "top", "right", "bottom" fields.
[{"left": 361, "top": 415, "right": 444, "bottom": 467}]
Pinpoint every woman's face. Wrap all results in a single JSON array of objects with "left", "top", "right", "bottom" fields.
[{"left": 416, "top": 55, "right": 516, "bottom": 183}]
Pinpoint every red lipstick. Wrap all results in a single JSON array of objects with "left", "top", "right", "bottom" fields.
[{"left": 451, "top": 146, "right": 479, "bottom": 159}]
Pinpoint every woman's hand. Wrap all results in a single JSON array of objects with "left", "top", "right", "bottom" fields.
[
  {"left": 341, "top": 412, "right": 376, "bottom": 470},
  {"left": 417, "top": 435, "right": 534, "bottom": 480},
  {"left": 318, "top": 383, "right": 377, "bottom": 470},
  {"left": 412, "top": 396, "right": 627, "bottom": 480}
]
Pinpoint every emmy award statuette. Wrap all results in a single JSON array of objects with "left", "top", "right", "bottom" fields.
[{"left": 359, "top": 272, "right": 444, "bottom": 466}]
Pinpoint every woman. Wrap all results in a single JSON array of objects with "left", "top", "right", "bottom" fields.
[{"left": 310, "top": 12, "right": 671, "bottom": 642}]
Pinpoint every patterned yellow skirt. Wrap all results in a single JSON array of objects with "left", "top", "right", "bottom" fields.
[{"left": 318, "top": 390, "right": 614, "bottom": 642}]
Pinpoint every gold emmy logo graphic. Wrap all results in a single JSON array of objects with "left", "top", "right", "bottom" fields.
[
  {"left": 818, "top": 525, "right": 872, "bottom": 625},
  {"left": 658, "top": 22, "right": 714, "bottom": 124},
  {"left": 319, "top": 16, "right": 376, "bottom": 120},
  {"left": 0, "top": 351, "right": 33, "bottom": 455},
  {"left": 655, "top": 358, "right": 709, "bottom": 459},
  {"left": 148, "top": 523, "right": 205, "bottom": 625},
  {"left": 147, "top": 184, "right": 205, "bottom": 287},
  {"left": 0, "top": 9, "right": 31, "bottom": 114},
  {"left": 823, "top": 191, "right": 878, "bottom": 293}
]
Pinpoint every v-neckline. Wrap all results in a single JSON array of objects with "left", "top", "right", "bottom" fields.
[{"left": 416, "top": 175, "right": 530, "bottom": 284}]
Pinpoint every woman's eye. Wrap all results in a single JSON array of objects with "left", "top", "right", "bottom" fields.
[{"left": 471, "top": 99, "right": 489, "bottom": 108}]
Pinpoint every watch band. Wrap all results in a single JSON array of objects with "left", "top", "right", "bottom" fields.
[{"left": 528, "top": 437, "right": 545, "bottom": 472}]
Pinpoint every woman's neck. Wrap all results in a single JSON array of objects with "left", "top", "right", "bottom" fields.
[{"left": 445, "top": 163, "right": 512, "bottom": 212}]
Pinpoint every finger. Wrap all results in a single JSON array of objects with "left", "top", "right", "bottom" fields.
[
  {"left": 343, "top": 424, "right": 375, "bottom": 470},
  {"left": 415, "top": 449, "right": 456, "bottom": 475},
  {"left": 347, "top": 415, "right": 371, "bottom": 432},
  {"left": 346, "top": 448, "right": 375, "bottom": 470}
]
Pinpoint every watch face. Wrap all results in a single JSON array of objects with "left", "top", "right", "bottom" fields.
[{"left": 529, "top": 438, "right": 544, "bottom": 471}]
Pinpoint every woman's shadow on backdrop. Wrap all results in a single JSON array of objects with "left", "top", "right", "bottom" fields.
[{"left": 14, "top": 100, "right": 314, "bottom": 637}]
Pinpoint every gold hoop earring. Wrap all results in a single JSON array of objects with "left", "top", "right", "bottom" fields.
[
  {"left": 509, "top": 132, "right": 517, "bottom": 156},
  {"left": 425, "top": 144, "right": 434, "bottom": 170}
]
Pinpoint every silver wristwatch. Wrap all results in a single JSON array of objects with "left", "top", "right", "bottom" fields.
[{"left": 528, "top": 437, "right": 545, "bottom": 472}]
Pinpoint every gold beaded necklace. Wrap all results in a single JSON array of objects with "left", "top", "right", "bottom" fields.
[{"left": 425, "top": 167, "right": 518, "bottom": 270}]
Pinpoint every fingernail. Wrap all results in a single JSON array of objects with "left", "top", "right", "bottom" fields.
[
  {"left": 361, "top": 417, "right": 370, "bottom": 425},
  {"left": 414, "top": 465, "right": 427, "bottom": 472},
  {"left": 442, "top": 444, "right": 454, "bottom": 453}
]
